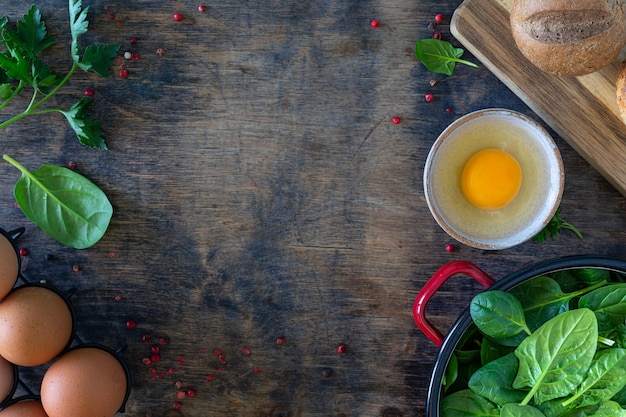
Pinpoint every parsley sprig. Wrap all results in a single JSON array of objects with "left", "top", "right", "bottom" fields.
[
  {"left": 533, "top": 208, "right": 584, "bottom": 242},
  {"left": 0, "top": 0, "right": 120, "bottom": 149}
]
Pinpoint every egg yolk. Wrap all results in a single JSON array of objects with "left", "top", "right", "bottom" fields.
[{"left": 461, "top": 149, "right": 522, "bottom": 210}]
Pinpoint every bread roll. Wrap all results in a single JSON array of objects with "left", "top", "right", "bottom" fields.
[
  {"left": 618, "top": 62, "right": 626, "bottom": 124},
  {"left": 510, "top": 0, "right": 626, "bottom": 76}
]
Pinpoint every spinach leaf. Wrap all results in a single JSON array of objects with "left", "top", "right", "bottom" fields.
[
  {"left": 552, "top": 269, "right": 610, "bottom": 294},
  {"left": 480, "top": 337, "right": 514, "bottom": 366},
  {"left": 510, "top": 277, "right": 607, "bottom": 332},
  {"left": 562, "top": 348, "right": 626, "bottom": 408},
  {"left": 514, "top": 309, "right": 598, "bottom": 405},
  {"left": 579, "top": 284, "right": 626, "bottom": 332},
  {"left": 440, "top": 389, "right": 499, "bottom": 417},
  {"left": 415, "top": 39, "right": 478, "bottom": 76},
  {"left": 4, "top": 154, "right": 112, "bottom": 249},
  {"left": 468, "top": 352, "right": 527, "bottom": 406},
  {"left": 588, "top": 401, "right": 626, "bottom": 416},
  {"left": 444, "top": 353, "right": 459, "bottom": 391},
  {"left": 501, "top": 403, "right": 547, "bottom": 417},
  {"left": 470, "top": 291, "right": 531, "bottom": 339}
]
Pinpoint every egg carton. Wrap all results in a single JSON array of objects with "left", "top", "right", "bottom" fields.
[{"left": 0, "top": 227, "right": 132, "bottom": 414}]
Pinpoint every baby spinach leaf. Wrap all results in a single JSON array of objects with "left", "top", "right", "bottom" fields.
[
  {"left": 440, "top": 389, "right": 499, "bottom": 417},
  {"left": 444, "top": 353, "right": 459, "bottom": 391},
  {"left": 579, "top": 284, "right": 626, "bottom": 332},
  {"left": 514, "top": 309, "right": 598, "bottom": 405},
  {"left": 415, "top": 39, "right": 478, "bottom": 76},
  {"left": 500, "top": 403, "right": 547, "bottom": 417},
  {"left": 510, "top": 277, "right": 607, "bottom": 332},
  {"left": 4, "top": 154, "right": 112, "bottom": 249},
  {"left": 562, "top": 348, "right": 626, "bottom": 408},
  {"left": 468, "top": 352, "right": 527, "bottom": 406},
  {"left": 470, "top": 291, "right": 531, "bottom": 339},
  {"left": 588, "top": 401, "right": 626, "bottom": 416}
]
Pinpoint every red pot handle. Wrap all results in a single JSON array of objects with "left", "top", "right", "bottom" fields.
[{"left": 413, "top": 261, "right": 496, "bottom": 347}]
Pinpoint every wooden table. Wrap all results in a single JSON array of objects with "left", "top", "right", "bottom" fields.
[{"left": 1, "top": 1, "right": 626, "bottom": 416}]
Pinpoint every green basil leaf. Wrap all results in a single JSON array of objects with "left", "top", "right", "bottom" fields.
[
  {"left": 470, "top": 291, "right": 531, "bottom": 339},
  {"left": 441, "top": 389, "right": 499, "bottom": 417},
  {"left": 501, "top": 403, "right": 547, "bottom": 417},
  {"left": 514, "top": 308, "right": 598, "bottom": 405},
  {"left": 468, "top": 352, "right": 527, "bottom": 406},
  {"left": 5, "top": 155, "right": 112, "bottom": 249},
  {"left": 415, "top": 39, "right": 478, "bottom": 76}
]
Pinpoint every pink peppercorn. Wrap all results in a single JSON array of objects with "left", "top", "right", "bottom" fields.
[
  {"left": 18, "top": 248, "right": 28, "bottom": 257},
  {"left": 445, "top": 244, "right": 454, "bottom": 253},
  {"left": 434, "top": 13, "right": 443, "bottom": 24},
  {"left": 198, "top": 5, "right": 206, "bottom": 12},
  {"left": 371, "top": 19, "right": 380, "bottom": 28},
  {"left": 125, "top": 320, "right": 136, "bottom": 330},
  {"left": 187, "top": 388, "right": 196, "bottom": 398},
  {"left": 392, "top": 116, "right": 401, "bottom": 125},
  {"left": 425, "top": 93, "right": 434, "bottom": 102},
  {"left": 432, "top": 32, "right": 442, "bottom": 40},
  {"left": 337, "top": 343, "right": 348, "bottom": 354},
  {"left": 130, "top": 37, "right": 138, "bottom": 44},
  {"left": 119, "top": 69, "right": 129, "bottom": 78},
  {"left": 84, "top": 87, "right": 94, "bottom": 97},
  {"left": 173, "top": 12, "right": 184, "bottom": 22}
]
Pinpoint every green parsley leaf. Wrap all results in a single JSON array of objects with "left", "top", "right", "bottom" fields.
[
  {"left": 13, "top": 5, "right": 55, "bottom": 57},
  {"left": 69, "top": 0, "right": 89, "bottom": 63},
  {"left": 59, "top": 97, "right": 107, "bottom": 149},
  {"left": 532, "top": 208, "right": 583, "bottom": 243},
  {"left": 78, "top": 43, "right": 120, "bottom": 76},
  {"left": 0, "top": 83, "right": 11, "bottom": 99}
]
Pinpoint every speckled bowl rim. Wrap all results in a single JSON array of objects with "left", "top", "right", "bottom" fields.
[{"left": 423, "top": 108, "right": 564, "bottom": 250}]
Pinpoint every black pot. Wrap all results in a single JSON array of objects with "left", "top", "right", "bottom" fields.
[{"left": 412, "top": 255, "right": 626, "bottom": 417}]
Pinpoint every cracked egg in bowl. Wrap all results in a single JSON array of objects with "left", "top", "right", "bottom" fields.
[{"left": 424, "top": 108, "right": 564, "bottom": 250}]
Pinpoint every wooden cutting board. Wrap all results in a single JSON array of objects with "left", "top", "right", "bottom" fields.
[{"left": 451, "top": 0, "right": 626, "bottom": 197}]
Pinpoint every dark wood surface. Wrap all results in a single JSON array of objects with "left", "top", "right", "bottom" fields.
[{"left": 1, "top": 1, "right": 626, "bottom": 416}]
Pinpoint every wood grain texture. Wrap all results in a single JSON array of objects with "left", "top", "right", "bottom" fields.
[
  {"left": 451, "top": 0, "right": 626, "bottom": 197},
  {"left": 0, "top": 1, "right": 624, "bottom": 416}
]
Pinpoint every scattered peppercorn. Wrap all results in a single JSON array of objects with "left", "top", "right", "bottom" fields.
[
  {"left": 84, "top": 87, "right": 94, "bottom": 97},
  {"left": 392, "top": 116, "right": 401, "bottom": 125},
  {"left": 432, "top": 32, "right": 442, "bottom": 40},
  {"left": 276, "top": 337, "right": 285, "bottom": 346},
  {"left": 72, "top": 264, "right": 80, "bottom": 272},
  {"left": 445, "top": 243, "right": 454, "bottom": 253},
  {"left": 151, "top": 353, "right": 161, "bottom": 363},
  {"left": 126, "top": 319, "right": 136, "bottom": 330},
  {"left": 156, "top": 48, "right": 165, "bottom": 56},
  {"left": 371, "top": 19, "right": 380, "bottom": 28},
  {"left": 174, "top": 402, "right": 182, "bottom": 410},
  {"left": 176, "top": 390, "right": 186, "bottom": 400},
  {"left": 142, "top": 334, "right": 152, "bottom": 343},
  {"left": 429, "top": 79, "right": 438, "bottom": 87},
  {"left": 434, "top": 13, "right": 443, "bottom": 24},
  {"left": 130, "top": 36, "right": 138, "bottom": 44},
  {"left": 124, "top": 51, "right": 131, "bottom": 60},
  {"left": 425, "top": 93, "right": 434, "bottom": 102},
  {"left": 114, "top": 295, "right": 122, "bottom": 301},
  {"left": 337, "top": 343, "right": 348, "bottom": 354},
  {"left": 242, "top": 347, "right": 251, "bottom": 356},
  {"left": 141, "top": 357, "right": 152, "bottom": 366},
  {"left": 206, "top": 375, "right": 214, "bottom": 381},
  {"left": 446, "top": 107, "right": 453, "bottom": 114},
  {"left": 187, "top": 388, "right": 196, "bottom": 398},
  {"left": 67, "top": 160, "right": 76, "bottom": 169},
  {"left": 119, "top": 69, "right": 129, "bottom": 78},
  {"left": 198, "top": 5, "right": 206, "bottom": 12},
  {"left": 173, "top": 13, "right": 184, "bottom": 22},
  {"left": 130, "top": 53, "right": 140, "bottom": 61},
  {"left": 18, "top": 248, "right": 28, "bottom": 256},
  {"left": 175, "top": 380, "right": 183, "bottom": 389}
]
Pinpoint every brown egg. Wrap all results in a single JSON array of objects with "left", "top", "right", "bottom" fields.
[
  {"left": 0, "top": 285, "right": 74, "bottom": 366},
  {"left": 0, "top": 356, "right": 16, "bottom": 404},
  {"left": 0, "top": 399, "right": 49, "bottom": 416},
  {"left": 0, "top": 233, "right": 19, "bottom": 300},
  {"left": 41, "top": 347, "right": 128, "bottom": 417}
]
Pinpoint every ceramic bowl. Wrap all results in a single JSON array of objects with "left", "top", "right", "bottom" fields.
[{"left": 423, "top": 108, "right": 564, "bottom": 250}]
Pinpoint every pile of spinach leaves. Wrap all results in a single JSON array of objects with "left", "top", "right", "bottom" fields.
[{"left": 441, "top": 268, "right": 626, "bottom": 417}]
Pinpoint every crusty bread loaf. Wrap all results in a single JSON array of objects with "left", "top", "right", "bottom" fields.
[
  {"left": 618, "top": 62, "right": 626, "bottom": 124},
  {"left": 510, "top": 0, "right": 626, "bottom": 76}
]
